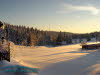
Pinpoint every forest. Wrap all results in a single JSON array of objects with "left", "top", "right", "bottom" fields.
[{"left": 3, "top": 23, "right": 100, "bottom": 46}]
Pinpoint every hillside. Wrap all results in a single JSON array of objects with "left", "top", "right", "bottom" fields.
[{"left": 3, "top": 23, "right": 100, "bottom": 47}]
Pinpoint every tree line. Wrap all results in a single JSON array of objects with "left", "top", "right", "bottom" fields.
[{"left": 3, "top": 23, "right": 100, "bottom": 46}]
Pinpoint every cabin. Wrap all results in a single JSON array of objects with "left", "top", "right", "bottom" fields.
[{"left": 82, "top": 43, "right": 100, "bottom": 50}]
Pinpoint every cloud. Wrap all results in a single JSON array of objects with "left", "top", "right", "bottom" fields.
[{"left": 59, "top": 3, "right": 100, "bottom": 15}]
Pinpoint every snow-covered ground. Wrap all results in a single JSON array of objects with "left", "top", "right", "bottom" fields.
[
  {"left": 14, "top": 44, "right": 85, "bottom": 68},
  {"left": 13, "top": 42, "right": 100, "bottom": 75},
  {"left": 1, "top": 42, "right": 100, "bottom": 75}
]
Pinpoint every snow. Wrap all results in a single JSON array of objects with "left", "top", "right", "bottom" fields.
[
  {"left": 14, "top": 44, "right": 85, "bottom": 68},
  {"left": 1, "top": 42, "right": 100, "bottom": 75},
  {"left": 0, "top": 60, "right": 37, "bottom": 75},
  {"left": 86, "top": 42, "right": 100, "bottom": 45}
]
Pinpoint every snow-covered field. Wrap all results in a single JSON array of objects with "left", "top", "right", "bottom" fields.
[
  {"left": 1, "top": 42, "right": 100, "bottom": 75},
  {"left": 14, "top": 44, "right": 85, "bottom": 68}
]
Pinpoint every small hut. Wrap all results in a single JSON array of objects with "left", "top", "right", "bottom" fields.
[{"left": 82, "top": 43, "right": 100, "bottom": 50}]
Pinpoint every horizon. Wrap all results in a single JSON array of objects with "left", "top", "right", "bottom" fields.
[
  {"left": 0, "top": 0, "right": 100, "bottom": 33},
  {"left": 4, "top": 22, "right": 100, "bottom": 34}
]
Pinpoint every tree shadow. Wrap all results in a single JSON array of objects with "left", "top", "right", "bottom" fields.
[
  {"left": 0, "top": 61, "right": 39, "bottom": 75},
  {"left": 67, "top": 48, "right": 99, "bottom": 53},
  {"left": 39, "top": 50, "right": 100, "bottom": 75}
]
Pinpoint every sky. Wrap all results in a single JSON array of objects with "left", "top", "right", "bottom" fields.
[{"left": 0, "top": 0, "right": 100, "bottom": 33}]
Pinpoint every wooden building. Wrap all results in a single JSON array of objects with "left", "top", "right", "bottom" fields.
[{"left": 82, "top": 43, "right": 100, "bottom": 50}]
